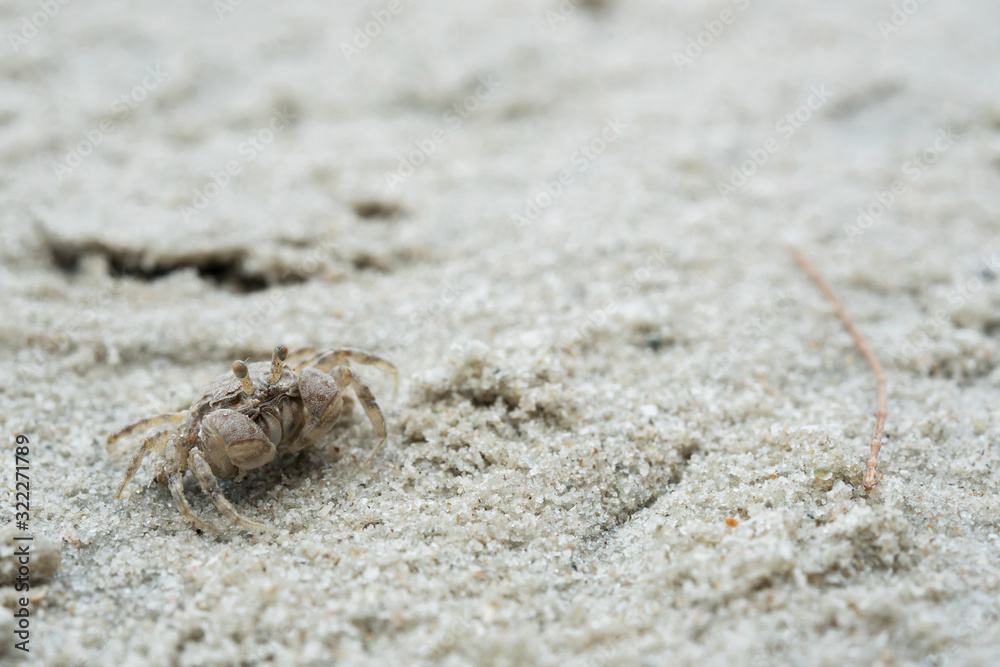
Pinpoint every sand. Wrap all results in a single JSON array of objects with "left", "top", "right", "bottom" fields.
[{"left": 2, "top": 0, "right": 1000, "bottom": 665}]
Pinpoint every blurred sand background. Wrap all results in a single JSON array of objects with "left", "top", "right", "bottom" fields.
[{"left": 1, "top": 0, "right": 1000, "bottom": 665}]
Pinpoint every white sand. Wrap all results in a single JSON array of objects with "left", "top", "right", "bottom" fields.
[{"left": 2, "top": 1, "right": 1000, "bottom": 664}]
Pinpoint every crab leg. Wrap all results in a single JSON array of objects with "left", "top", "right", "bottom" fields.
[
  {"left": 163, "top": 436, "right": 211, "bottom": 531},
  {"left": 106, "top": 412, "right": 185, "bottom": 456},
  {"left": 285, "top": 346, "right": 318, "bottom": 367},
  {"left": 114, "top": 430, "right": 173, "bottom": 498},
  {"left": 308, "top": 349, "right": 399, "bottom": 397},
  {"left": 330, "top": 366, "right": 389, "bottom": 463},
  {"left": 189, "top": 451, "right": 270, "bottom": 531}
]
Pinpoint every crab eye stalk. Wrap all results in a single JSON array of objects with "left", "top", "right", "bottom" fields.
[
  {"left": 268, "top": 344, "right": 289, "bottom": 385},
  {"left": 232, "top": 361, "right": 255, "bottom": 396}
]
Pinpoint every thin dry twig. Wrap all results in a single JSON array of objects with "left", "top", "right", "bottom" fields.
[{"left": 786, "top": 246, "right": 887, "bottom": 492}]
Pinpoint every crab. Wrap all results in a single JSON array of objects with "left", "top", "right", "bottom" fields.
[{"left": 106, "top": 345, "right": 398, "bottom": 531}]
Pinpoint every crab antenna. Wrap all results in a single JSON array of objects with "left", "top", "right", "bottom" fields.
[
  {"left": 232, "top": 361, "right": 255, "bottom": 396},
  {"left": 268, "top": 344, "right": 289, "bottom": 384}
]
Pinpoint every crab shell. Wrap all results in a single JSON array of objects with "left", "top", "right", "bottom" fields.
[{"left": 184, "top": 361, "right": 329, "bottom": 479}]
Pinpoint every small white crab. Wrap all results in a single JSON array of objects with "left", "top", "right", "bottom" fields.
[{"left": 106, "top": 345, "right": 397, "bottom": 531}]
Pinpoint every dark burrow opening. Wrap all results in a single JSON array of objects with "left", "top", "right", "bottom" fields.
[{"left": 46, "top": 239, "right": 300, "bottom": 293}]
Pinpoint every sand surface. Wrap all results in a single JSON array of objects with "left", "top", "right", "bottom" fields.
[{"left": 2, "top": 1, "right": 1000, "bottom": 665}]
